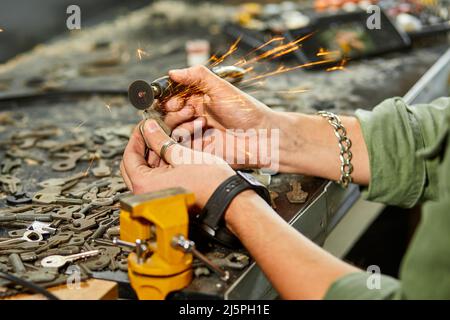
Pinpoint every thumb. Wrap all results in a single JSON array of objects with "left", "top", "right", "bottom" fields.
[
  {"left": 143, "top": 119, "right": 190, "bottom": 166},
  {"left": 168, "top": 65, "right": 230, "bottom": 97}
]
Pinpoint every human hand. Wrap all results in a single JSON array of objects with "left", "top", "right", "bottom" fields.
[
  {"left": 160, "top": 65, "right": 281, "bottom": 171},
  {"left": 120, "top": 119, "right": 236, "bottom": 208},
  {"left": 162, "top": 65, "right": 276, "bottom": 132}
]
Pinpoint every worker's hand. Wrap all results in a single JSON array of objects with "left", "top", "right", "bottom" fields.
[
  {"left": 120, "top": 119, "right": 235, "bottom": 208},
  {"left": 161, "top": 65, "right": 281, "bottom": 171},
  {"left": 163, "top": 65, "right": 276, "bottom": 132}
]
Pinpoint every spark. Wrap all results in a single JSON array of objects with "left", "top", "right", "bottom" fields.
[
  {"left": 0, "top": 28, "right": 3, "bottom": 33},
  {"left": 136, "top": 48, "right": 149, "bottom": 61},
  {"left": 236, "top": 33, "right": 315, "bottom": 67},
  {"left": 174, "top": 32, "right": 342, "bottom": 99},
  {"left": 316, "top": 48, "right": 340, "bottom": 57},
  {"left": 83, "top": 158, "right": 95, "bottom": 176},
  {"left": 209, "top": 36, "right": 241, "bottom": 67},
  {"left": 270, "top": 45, "right": 301, "bottom": 59},
  {"left": 275, "top": 88, "right": 309, "bottom": 94},
  {"left": 242, "top": 59, "right": 336, "bottom": 83},
  {"left": 104, "top": 104, "right": 112, "bottom": 113},
  {"left": 235, "top": 36, "right": 285, "bottom": 65},
  {"left": 326, "top": 59, "right": 348, "bottom": 72}
]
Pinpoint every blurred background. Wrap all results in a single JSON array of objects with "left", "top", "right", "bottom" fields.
[{"left": 0, "top": 0, "right": 149, "bottom": 63}]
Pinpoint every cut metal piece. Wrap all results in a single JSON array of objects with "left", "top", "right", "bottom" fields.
[
  {"left": 286, "top": 180, "right": 308, "bottom": 204},
  {"left": 92, "top": 159, "right": 111, "bottom": 177}
]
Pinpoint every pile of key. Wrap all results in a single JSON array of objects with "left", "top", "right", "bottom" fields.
[{"left": 0, "top": 113, "right": 134, "bottom": 297}]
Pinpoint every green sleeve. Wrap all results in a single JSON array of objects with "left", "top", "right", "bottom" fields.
[
  {"left": 324, "top": 272, "right": 401, "bottom": 300},
  {"left": 355, "top": 97, "right": 450, "bottom": 207},
  {"left": 325, "top": 97, "right": 450, "bottom": 300}
]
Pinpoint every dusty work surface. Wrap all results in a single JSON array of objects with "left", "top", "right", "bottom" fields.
[
  {"left": 0, "top": 1, "right": 447, "bottom": 299},
  {"left": 0, "top": 95, "right": 322, "bottom": 298},
  {"left": 0, "top": 1, "right": 446, "bottom": 111}
]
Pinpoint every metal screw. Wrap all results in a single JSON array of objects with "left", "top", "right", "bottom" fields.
[{"left": 172, "top": 235, "right": 230, "bottom": 282}]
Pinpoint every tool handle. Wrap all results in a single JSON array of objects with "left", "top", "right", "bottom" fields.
[
  {"left": 128, "top": 66, "right": 245, "bottom": 110},
  {"left": 151, "top": 76, "right": 185, "bottom": 101},
  {"left": 152, "top": 66, "right": 246, "bottom": 101}
]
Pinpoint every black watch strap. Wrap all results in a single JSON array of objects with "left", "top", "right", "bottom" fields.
[{"left": 197, "top": 171, "right": 271, "bottom": 247}]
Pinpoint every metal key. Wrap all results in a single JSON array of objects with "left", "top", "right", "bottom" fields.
[
  {"left": 97, "top": 177, "right": 127, "bottom": 198},
  {"left": 89, "top": 216, "right": 119, "bottom": 239},
  {"left": 68, "top": 178, "right": 110, "bottom": 198},
  {"left": 41, "top": 249, "right": 100, "bottom": 268},
  {"left": 92, "top": 160, "right": 111, "bottom": 177},
  {"left": 0, "top": 230, "right": 43, "bottom": 247},
  {"left": 1, "top": 158, "right": 21, "bottom": 174},
  {"left": 0, "top": 174, "right": 21, "bottom": 194},
  {"left": 52, "top": 150, "right": 87, "bottom": 171},
  {"left": 210, "top": 252, "right": 250, "bottom": 270},
  {"left": 6, "top": 148, "right": 45, "bottom": 163},
  {"left": 48, "top": 138, "right": 86, "bottom": 153},
  {"left": 51, "top": 205, "right": 81, "bottom": 221},
  {"left": 82, "top": 186, "right": 98, "bottom": 202},
  {"left": 33, "top": 186, "right": 84, "bottom": 205},
  {"left": 28, "top": 221, "right": 56, "bottom": 235},
  {"left": 38, "top": 172, "right": 87, "bottom": 188}
]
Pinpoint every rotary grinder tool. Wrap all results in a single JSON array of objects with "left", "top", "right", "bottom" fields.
[{"left": 128, "top": 65, "right": 246, "bottom": 111}]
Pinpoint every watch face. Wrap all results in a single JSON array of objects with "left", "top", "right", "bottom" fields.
[{"left": 237, "top": 171, "right": 263, "bottom": 187}]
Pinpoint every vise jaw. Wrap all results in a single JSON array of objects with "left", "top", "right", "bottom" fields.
[{"left": 119, "top": 188, "right": 195, "bottom": 299}]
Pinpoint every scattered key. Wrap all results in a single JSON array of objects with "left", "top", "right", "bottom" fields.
[
  {"left": 41, "top": 249, "right": 100, "bottom": 268},
  {"left": 0, "top": 230, "right": 43, "bottom": 247},
  {"left": 1, "top": 158, "right": 21, "bottom": 174},
  {"left": 38, "top": 172, "right": 87, "bottom": 188},
  {"left": 92, "top": 159, "right": 111, "bottom": 177},
  {"left": 0, "top": 174, "right": 22, "bottom": 194}
]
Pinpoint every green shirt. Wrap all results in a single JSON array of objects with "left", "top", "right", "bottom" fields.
[{"left": 324, "top": 97, "right": 450, "bottom": 300}]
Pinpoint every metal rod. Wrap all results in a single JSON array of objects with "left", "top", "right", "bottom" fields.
[{"left": 172, "top": 235, "right": 229, "bottom": 281}]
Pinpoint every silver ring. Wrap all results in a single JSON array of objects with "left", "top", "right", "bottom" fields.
[{"left": 160, "top": 139, "right": 177, "bottom": 163}]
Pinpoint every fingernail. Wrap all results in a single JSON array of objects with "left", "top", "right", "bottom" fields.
[{"left": 145, "top": 119, "right": 160, "bottom": 133}]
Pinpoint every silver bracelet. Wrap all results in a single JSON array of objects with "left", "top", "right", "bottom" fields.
[{"left": 317, "top": 111, "right": 353, "bottom": 188}]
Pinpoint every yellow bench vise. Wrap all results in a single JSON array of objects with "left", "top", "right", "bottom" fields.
[{"left": 119, "top": 188, "right": 195, "bottom": 300}]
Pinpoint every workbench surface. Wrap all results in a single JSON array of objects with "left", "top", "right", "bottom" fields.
[{"left": 0, "top": 1, "right": 447, "bottom": 299}]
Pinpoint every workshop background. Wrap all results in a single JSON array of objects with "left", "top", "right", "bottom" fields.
[{"left": 0, "top": 0, "right": 449, "bottom": 299}]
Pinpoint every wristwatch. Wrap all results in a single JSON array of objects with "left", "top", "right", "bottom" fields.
[{"left": 195, "top": 171, "right": 271, "bottom": 248}]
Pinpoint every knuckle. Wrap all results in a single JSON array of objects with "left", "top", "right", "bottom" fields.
[
  {"left": 193, "top": 64, "right": 207, "bottom": 73},
  {"left": 192, "top": 65, "right": 210, "bottom": 79}
]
